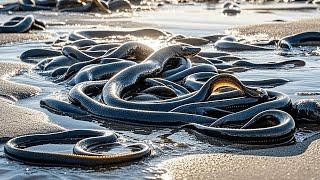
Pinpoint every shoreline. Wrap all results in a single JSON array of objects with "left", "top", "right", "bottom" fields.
[
  {"left": 0, "top": 3, "right": 319, "bottom": 179},
  {"left": 229, "top": 17, "right": 320, "bottom": 40},
  {"left": 0, "top": 62, "right": 64, "bottom": 141},
  {"left": 159, "top": 133, "right": 320, "bottom": 179}
]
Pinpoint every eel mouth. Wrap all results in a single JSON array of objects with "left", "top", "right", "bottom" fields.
[
  {"left": 208, "top": 74, "right": 268, "bottom": 99},
  {"left": 181, "top": 45, "right": 201, "bottom": 57}
]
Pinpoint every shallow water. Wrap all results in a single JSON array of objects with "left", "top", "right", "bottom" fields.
[{"left": 0, "top": 3, "right": 320, "bottom": 179}]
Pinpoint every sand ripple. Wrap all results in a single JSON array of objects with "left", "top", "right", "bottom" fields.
[{"left": 0, "top": 62, "right": 63, "bottom": 141}]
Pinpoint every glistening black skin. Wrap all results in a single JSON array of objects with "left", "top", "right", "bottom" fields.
[
  {"left": 278, "top": 32, "right": 320, "bottom": 49},
  {"left": 4, "top": 129, "right": 151, "bottom": 167},
  {"left": 181, "top": 110, "right": 296, "bottom": 145},
  {"left": 184, "top": 72, "right": 290, "bottom": 91},
  {"left": 39, "top": 45, "right": 299, "bottom": 146},
  {"left": 0, "top": 15, "right": 34, "bottom": 33},
  {"left": 20, "top": 36, "right": 320, "bottom": 153}
]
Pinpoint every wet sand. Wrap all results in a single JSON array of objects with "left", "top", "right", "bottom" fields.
[
  {"left": 0, "top": 62, "right": 63, "bottom": 141},
  {"left": 0, "top": 98, "right": 64, "bottom": 141},
  {"left": 230, "top": 17, "right": 320, "bottom": 39},
  {"left": 159, "top": 133, "right": 320, "bottom": 180},
  {"left": 0, "top": 32, "right": 52, "bottom": 45},
  {"left": 0, "top": 62, "right": 40, "bottom": 99}
]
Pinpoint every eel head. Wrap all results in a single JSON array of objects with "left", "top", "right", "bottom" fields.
[{"left": 293, "top": 99, "right": 320, "bottom": 121}]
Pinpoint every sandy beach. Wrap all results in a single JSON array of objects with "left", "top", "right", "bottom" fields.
[
  {"left": 230, "top": 17, "right": 320, "bottom": 39},
  {"left": 159, "top": 134, "right": 320, "bottom": 179},
  {"left": 0, "top": 1, "right": 320, "bottom": 179},
  {"left": 0, "top": 62, "right": 63, "bottom": 141}
]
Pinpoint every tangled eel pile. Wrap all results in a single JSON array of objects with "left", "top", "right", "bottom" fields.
[{"left": 5, "top": 28, "right": 320, "bottom": 167}]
